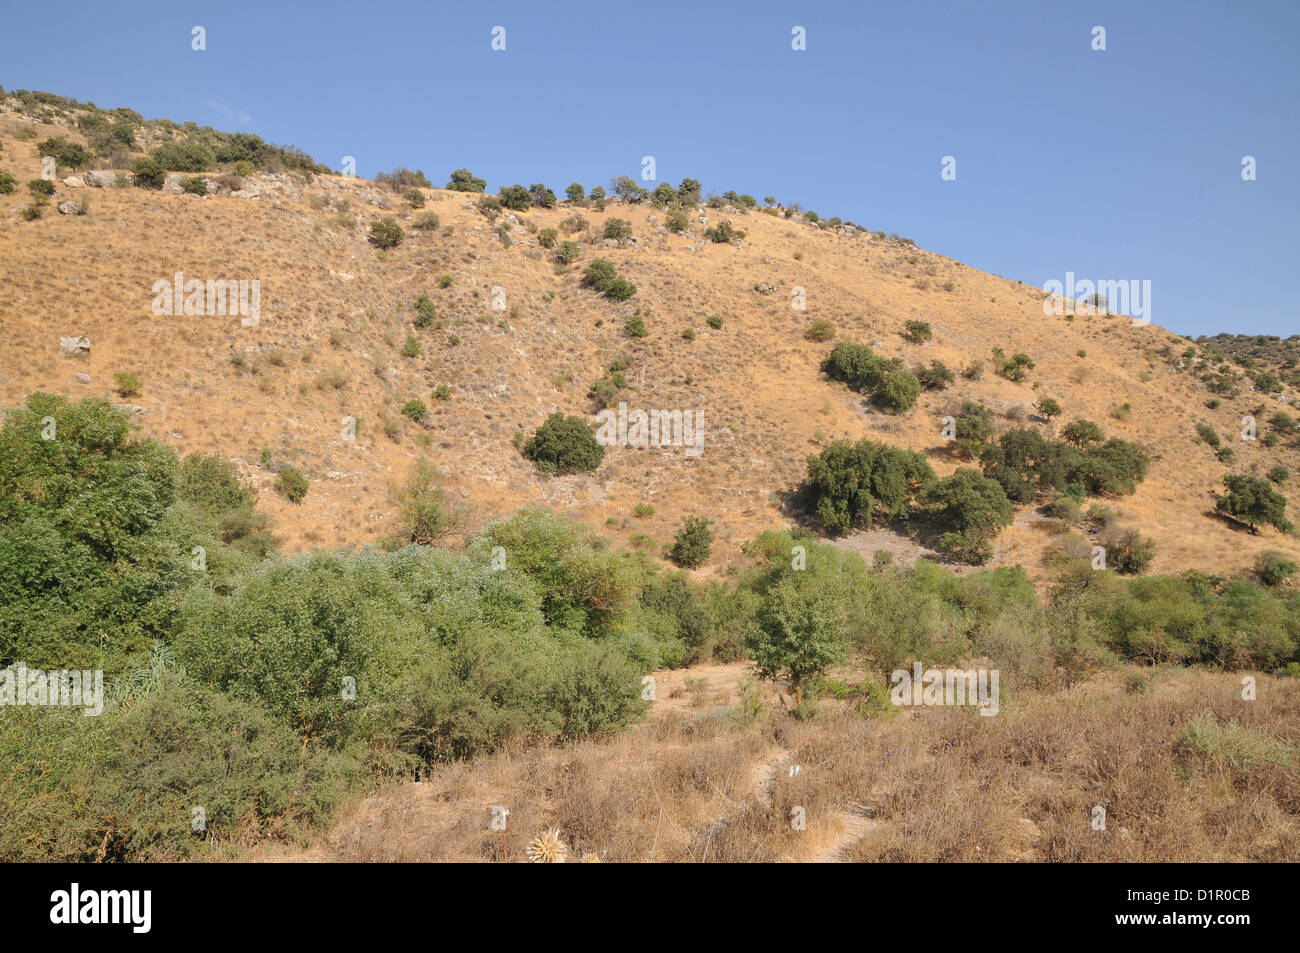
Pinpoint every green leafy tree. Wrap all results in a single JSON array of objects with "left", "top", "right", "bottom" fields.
[
  {"left": 669, "top": 517, "right": 713, "bottom": 568},
  {"left": 446, "top": 168, "right": 486, "bottom": 192},
  {"left": 749, "top": 572, "right": 847, "bottom": 706},
  {"left": 925, "top": 468, "right": 1013, "bottom": 564},
  {"left": 523, "top": 414, "right": 605, "bottom": 476},
  {"left": 806, "top": 439, "right": 935, "bottom": 535},
  {"left": 498, "top": 184, "right": 531, "bottom": 210},
  {"left": 369, "top": 217, "right": 404, "bottom": 249},
  {"left": 1217, "top": 474, "right": 1292, "bottom": 533}
]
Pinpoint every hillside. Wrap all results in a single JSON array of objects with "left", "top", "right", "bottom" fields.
[{"left": 2, "top": 92, "right": 1298, "bottom": 583}]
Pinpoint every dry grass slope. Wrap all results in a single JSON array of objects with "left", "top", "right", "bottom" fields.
[{"left": 2, "top": 104, "right": 1297, "bottom": 586}]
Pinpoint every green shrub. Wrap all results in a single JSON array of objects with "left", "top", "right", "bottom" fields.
[
  {"left": 1217, "top": 474, "right": 1292, "bottom": 533},
  {"left": 391, "top": 459, "right": 463, "bottom": 544},
  {"left": 556, "top": 241, "right": 581, "bottom": 265},
  {"left": 610, "top": 175, "right": 648, "bottom": 204},
  {"left": 414, "top": 211, "right": 440, "bottom": 230},
  {"left": 666, "top": 209, "right": 689, "bottom": 233},
  {"left": 992, "top": 347, "right": 1035, "bottom": 383},
  {"left": 401, "top": 399, "right": 427, "bottom": 422},
  {"left": 151, "top": 140, "right": 214, "bottom": 172},
  {"left": 903, "top": 320, "right": 932, "bottom": 343},
  {"left": 603, "top": 218, "right": 633, "bottom": 241},
  {"left": 27, "top": 178, "right": 55, "bottom": 197},
  {"left": 706, "top": 314, "right": 724, "bottom": 330},
  {"left": 704, "top": 220, "right": 744, "bottom": 243},
  {"left": 1196, "top": 421, "right": 1221, "bottom": 448},
  {"left": 0, "top": 171, "right": 14, "bottom": 195},
  {"left": 1254, "top": 550, "right": 1297, "bottom": 587},
  {"left": 1268, "top": 465, "right": 1289, "bottom": 485},
  {"left": 20, "top": 205, "right": 42, "bottom": 221},
  {"left": 446, "top": 168, "right": 486, "bottom": 192},
  {"left": 877, "top": 369, "right": 921, "bottom": 412},
  {"left": 179, "top": 175, "right": 208, "bottom": 196},
  {"left": 36, "top": 136, "right": 91, "bottom": 170},
  {"left": 626, "top": 315, "right": 648, "bottom": 338},
  {"left": 603, "top": 278, "right": 636, "bottom": 301},
  {"left": 523, "top": 413, "right": 605, "bottom": 476},
  {"left": 1105, "top": 528, "right": 1155, "bottom": 574},
  {"left": 414, "top": 294, "right": 436, "bottom": 328},
  {"left": 0, "top": 394, "right": 182, "bottom": 670},
  {"left": 821, "top": 342, "right": 898, "bottom": 392},
  {"left": 582, "top": 258, "right": 636, "bottom": 300},
  {"left": 805, "top": 319, "right": 835, "bottom": 342},
  {"left": 926, "top": 468, "right": 1013, "bottom": 564},
  {"left": 113, "top": 371, "right": 142, "bottom": 397},
  {"left": 565, "top": 183, "right": 585, "bottom": 203},
  {"left": 528, "top": 183, "right": 557, "bottom": 208},
  {"left": 274, "top": 465, "right": 309, "bottom": 503},
  {"left": 913, "top": 360, "right": 954, "bottom": 390},
  {"left": 498, "top": 184, "right": 531, "bottom": 210},
  {"left": 806, "top": 439, "right": 935, "bottom": 535},
  {"left": 1037, "top": 397, "right": 1062, "bottom": 419},
  {"left": 369, "top": 217, "right": 404, "bottom": 249},
  {"left": 669, "top": 517, "right": 713, "bottom": 568},
  {"left": 952, "top": 400, "right": 996, "bottom": 458},
  {"left": 538, "top": 227, "right": 557, "bottom": 248},
  {"left": 433, "top": 384, "right": 452, "bottom": 401},
  {"left": 401, "top": 336, "right": 421, "bottom": 358},
  {"left": 403, "top": 188, "right": 426, "bottom": 208},
  {"left": 651, "top": 183, "right": 679, "bottom": 207}
]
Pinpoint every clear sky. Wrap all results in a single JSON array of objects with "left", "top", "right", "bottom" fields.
[{"left": 3, "top": 0, "right": 1297, "bottom": 338}]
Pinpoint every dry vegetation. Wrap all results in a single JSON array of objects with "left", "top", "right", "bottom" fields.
[
  {"left": 3, "top": 103, "right": 1298, "bottom": 583},
  {"left": 263, "top": 664, "right": 1300, "bottom": 863},
  {"left": 5, "top": 95, "right": 1300, "bottom": 867}
]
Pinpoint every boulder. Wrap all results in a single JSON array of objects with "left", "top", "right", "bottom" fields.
[
  {"left": 61, "top": 176, "right": 84, "bottom": 188},
  {"left": 84, "top": 171, "right": 117, "bottom": 188},
  {"left": 59, "top": 335, "right": 91, "bottom": 356},
  {"left": 163, "top": 173, "right": 184, "bottom": 194},
  {"left": 57, "top": 201, "right": 82, "bottom": 215},
  {"left": 75, "top": 373, "right": 91, "bottom": 384}
]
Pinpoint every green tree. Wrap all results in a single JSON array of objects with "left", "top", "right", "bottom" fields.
[
  {"left": 749, "top": 572, "right": 847, "bottom": 706},
  {"left": 1217, "top": 474, "right": 1292, "bottom": 533},
  {"left": 498, "top": 184, "right": 531, "bottom": 210},
  {"left": 925, "top": 468, "right": 1013, "bottom": 564},
  {"left": 523, "top": 414, "right": 605, "bottom": 476},
  {"left": 369, "top": 217, "right": 404, "bottom": 249},
  {"left": 669, "top": 517, "right": 713, "bottom": 569},
  {"left": 446, "top": 168, "right": 486, "bottom": 192},
  {"left": 806, "top": 439, "right": 935, "bottom": 535}
]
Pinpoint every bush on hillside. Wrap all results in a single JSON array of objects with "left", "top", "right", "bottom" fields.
[
  {"left": 806, "top": 439, "right": 935, "bottom": 535},
  {"left": 523, "top": 413, "right": 605, "bottom": 476}
]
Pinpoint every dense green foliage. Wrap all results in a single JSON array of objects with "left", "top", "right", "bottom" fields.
[
  {"left": 821, "top": 342, "right": 921, "bottom": 411},
  {"left": 523, "top": 413, "right": 605, "bottom": 475},
  {"left": 1217, "top": 474, "right": 1292, "bottom": 533},
  {"left": 2, "top": 395, "right": 1297, "bottom": 861},
  {"left": 806, "top": 439, "right": 935, "bottom": 535}
]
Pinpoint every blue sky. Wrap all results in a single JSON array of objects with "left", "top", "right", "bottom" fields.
[{"left": 3, "top": 0, "right": 1297, "bottom": 337}]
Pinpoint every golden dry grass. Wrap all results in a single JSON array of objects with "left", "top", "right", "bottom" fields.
[
  {"left": 2, "top": 110, "right": 1297, "bottom": 585},
  {"left": 252, "top": 663, "right": 1300, "bottom": 863}
]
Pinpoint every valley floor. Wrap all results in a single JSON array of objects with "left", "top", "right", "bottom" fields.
[{"left": 253, "top": 661, "right": 1300, "bottom": 863}]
